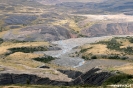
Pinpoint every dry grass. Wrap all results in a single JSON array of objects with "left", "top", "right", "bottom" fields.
[
  {"left": 52, "top": 19, "right": 81, "bottom": 32},
  {"left": 52, "top": 20, "right": 68, "bottom": 25},
  {"left": 69, "top": 19, "right": 81, "bottom": 32},
  {"left": 0, "top": 41, "right": 49, "bottom": 70},
  {"left": 0, "top": 52, "right": 44, "bottom": 70},
  {"left": 112, "top": 64, "right": 133, "bottom": 75},
  {"left": 82, "top": 44, "right": 121, "bottom": 56},
  {"left": 81, "top": 37, "right": 133, "bottom": 57},
  {"left": 80, "top": 37, "right": 133, "bottom": 74},
  {"left": 0, "top": 31, "right": 8, "bottom": 38}
]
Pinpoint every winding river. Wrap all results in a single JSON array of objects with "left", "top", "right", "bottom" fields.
[{"left": 35, "top": 35, "right": 132, "bottom": 69}]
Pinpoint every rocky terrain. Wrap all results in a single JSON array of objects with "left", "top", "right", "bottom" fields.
[
  {"left": 0, "top": 0, "right": 133, "bottom": 87},
  {"left": 0, "top": 0, "right": 133, "bottom": 41},
  {"left": 0, "top": 68, "right": 113, "bottom": 86}
]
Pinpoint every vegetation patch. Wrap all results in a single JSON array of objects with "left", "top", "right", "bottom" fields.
[
  {"left": 80, "top": 37, "right": 133, "bottom": 61},
  {"left": 8, "top": 46, "right": 47, "bottom": 54},
  {"left": 33, "top": 56, "right": 55, "bottom": 63},
  {"left": 80, "top": 47, "right": 92, "bottom": 53},
  {"left": 0, "top": 38, "right": 3, "bottom": 44},
  {"left": 103, "top": 73, "right": 133, "bottom": 85},
  {"left": 96, "top": 38, "right": 121, "bottom": 50}
]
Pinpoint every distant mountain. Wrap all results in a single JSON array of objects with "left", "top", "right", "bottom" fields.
[
  {"left": 36, "top": 0, "right": 105, "bottom": 5},
  {"left": 56, "top": 0, "right": 133, "bottom": 14}
]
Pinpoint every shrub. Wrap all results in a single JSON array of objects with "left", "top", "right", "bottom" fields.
[
  {"left": 91, "top": 55, "right": 97, "bottom": 59},
  {"left": 0, "top": 38, "right": 3, "bottom": 44},
  {"left": 123, "top": 47, "right": 133, "bottom": 54},
  {"left": 82, "top": 55, "right": 90, "bottom": 60},
  {"left": 33, "top": 56, "right": 55, "bottom": 63},
  {"left": 8, "top": 46, "right": 47, "bottom": 54},
  {"left": 108, "top": 55, "right": 120, "bottom": 59},
  {"left": 129, "top": 38, "right": 133, "bottom": 43},
  {"left": 80, "top": 47, "right": 92, "bottom": 53},
  {"left": 96, "top": 38, "right": 121, "bottom": 50}
]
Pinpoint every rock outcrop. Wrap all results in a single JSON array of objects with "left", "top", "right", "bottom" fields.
[
  {"left": 0, "top": 68, "right": 114, "bottom": 86},
  {"left": 73, "top": 68, "right": 113, "bottom": 86},
  {"left": 0, "top": 73, "right": 68, "bottom": 86}
]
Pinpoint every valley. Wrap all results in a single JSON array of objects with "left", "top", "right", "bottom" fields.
[{"left": 0, "top": 0, "right": 133, "bottom": 87}]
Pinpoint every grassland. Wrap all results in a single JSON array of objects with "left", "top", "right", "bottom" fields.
[
  {"left": 0, "top": 41, "right": 49, "bottom": 70},
  {"left": 0, "top": 85, "right": 101, "bottom": 88}
]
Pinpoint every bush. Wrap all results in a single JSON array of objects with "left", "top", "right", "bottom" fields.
[
  {"left": 108, "top": 55, "right": 120, "bottom": 59},
  {"left": 82, "top": 55, "right": 90, "bottom": 60},
  {"left": 33, "top": 56, "right": 55, "bottom": 63},
  {"left": 96, "top": 38, "right": 121, "bottom": 50},
  {"left": 8, "top": 46, "right": 47, "bottom": 54},
  {"left": 129, "top": 37, "right": 133, "bottom": 43},
  {"left": 0, "top": 38, "right": 3, "bottom": 44},
  {"left": 123, "top": 47, "right": 133, "bottom": 54},
  {"left": 80, "top": 47, "right": 92, "bottom": 53},
  {"left": 91, "top": 55, "right": 97, "bottom": 59}
]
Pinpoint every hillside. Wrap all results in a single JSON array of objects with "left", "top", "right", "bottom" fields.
[
  {"left": 37, "top": 0, "right": 105, "bottom": 5},
  {"left": 0, "top": 0, "right": 133, "bottom": 41},
  {"left": 78, "top": 37, "right": 133, "bottom": 75},
  {"left": 0, "top": 0, "right": 133, "bottom": 87}
]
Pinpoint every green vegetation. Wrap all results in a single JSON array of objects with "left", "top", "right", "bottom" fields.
[
  {"left": 108, "top": 55, "right": 128, "bottom": 60},
  {"left": 82, "top": 55, "right": 89, "bottom": 60},
  {"left": 97, "top": 38, "right": 121, "bottom": 50},
  {"left": 103, "top": 73, "right": 133, "bottom": 85},
  {"left": 33, "top": 56, "right": 55, "bottom": 63},
  {"left": 0, "top": 38, "right": 3, "bottom": 44},
  {"left": 97, "top": 37, "right": 133, "bottom": 55},
  {"left": 80, "top": 47, "right": 92, "bottom": 53},
  {"left": 7, "top": 40, "right": 28, "bottom": 43},
  {"left": 91, "top": 55, "right": 97, "bottom": 59},
  {"left": 78, "top": 34, "right": 88, "bottom": 37},
  {"left": 8, "top": 46, "right": 47, "bottom": 54},
  {"left": 122, "top": 46, "right": 133, "bottom": 55},
  {"left": 80, "top": 37, "right": 133, "bottom": 60},
  {"left": 82, "top": 55, "right": 97, "bottom": 60}
]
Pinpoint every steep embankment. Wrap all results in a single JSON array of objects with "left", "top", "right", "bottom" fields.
[
  {"left": 81, "top": 22, "right": 133, "bottom": 37},
  {"left": 3, "top": 25, "right": 71, "bottom": 41},
  {"left": 0, "top": 68, "right": 113, "bottom": 86},
  {"left": 76, "top": 14, "right": 133, "bottom": 37}
]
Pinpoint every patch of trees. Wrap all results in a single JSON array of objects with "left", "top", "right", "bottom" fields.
[
  {"left": 82, "top": 55, "right": 97, "bottom": 60},
  {"left": 82, "top": 54, "right": 128, "bottom": 60},
  {"left": 33, "top": 56, "right": 55, "bottom": 63},
  {"left": 107, "top": 55, "right": 128, "bottom": 60},
  {"left": 8, "top": 46, "right": 47, "bottom": 53},
  {"left": 0, "top": 38, "right": 3, "bottom": 44},
  {"left": 97, "top": 38, "right": 121, "bottom": 50},
  {"left": 80, "top": 47, "right": 92, "bottom": 53},
  {"left": 128, "top": 37, "right": 133, "bottom": 43},
  {"left": 97, "top": 38, "right": 133, "bottom": 54}
]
